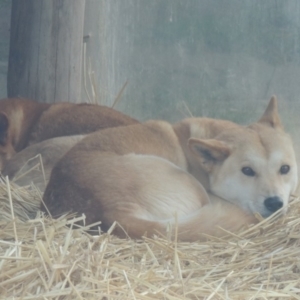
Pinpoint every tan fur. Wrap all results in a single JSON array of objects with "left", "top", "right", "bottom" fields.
[
  {"left": 2, "top": 135, "right": 84, "bottom": 192},
  {"left": 0, "top": 97, "right": 138, "bottom": 170},
  {"left": 107, "top": 193, "right": 258, "bottom": 241},
  {"left": 43, "top": 152, "right": 257, "bottom": 241},
  {"left": 42, "top": 96, "right": 297, "bottom": 241}
]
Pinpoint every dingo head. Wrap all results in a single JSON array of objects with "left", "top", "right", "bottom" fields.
[{"left": 189, "top": 96, "right": 298, "bottom": 217}]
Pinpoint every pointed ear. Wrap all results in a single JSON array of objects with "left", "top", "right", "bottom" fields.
[
  {"left": 188, "top": 138, "right": 231, "bottom": 171},
  {"left": 258, "top": 95, "right": 282, "bottom": 128},
  {"left": 0, "top": 112, "right": 9, "bottom": 146}
]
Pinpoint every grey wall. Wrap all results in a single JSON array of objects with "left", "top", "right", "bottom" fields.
[
  {"left": 82, "top": 0, "right": 300, "bottom": 140},
  {"left": 0, "top": 0, "right": 11, "bottom": 99},
  {"left": 2, "top": 1, "right": 300, "bottom": 141}
]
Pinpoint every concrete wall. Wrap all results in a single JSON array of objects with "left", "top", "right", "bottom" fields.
[
  {"left": 0, "top": 0, "right": 11, "bottom": 99},
  {"left": 2, "top": 0, "right": 300, "bottom": 143}
]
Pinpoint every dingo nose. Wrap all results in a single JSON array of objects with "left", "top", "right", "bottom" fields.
[{"left": 264, "top": 196, "right": 283, "bottom": 212}]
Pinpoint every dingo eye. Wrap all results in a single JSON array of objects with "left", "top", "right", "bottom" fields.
[
  {"left": 280, "top": 165, "right": 290, "bottom": 175},
  {"left": 242, "top": 167, "right": 255, "bottom": 177}
]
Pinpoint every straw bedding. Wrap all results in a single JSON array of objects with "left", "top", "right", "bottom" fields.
[{"left": 0, "top": 176, "right": 300, "bottom": 299}]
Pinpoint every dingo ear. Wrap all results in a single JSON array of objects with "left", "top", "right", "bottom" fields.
[
  {"left": 188, "top": 138, "right": 231, "bottom": 171},
  {"left": 0, "top": 112, "right": 9, "bottom": 146},
  {"left": 258, "top": 95, "right": 282, "bottom": 128}
]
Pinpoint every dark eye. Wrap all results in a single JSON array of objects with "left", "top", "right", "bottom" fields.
[
  {"left": 241, "top": 167, "right": 256, "bottom": 177},
  {"left": 280, "top": 165, "right": 290, "bottom": 175}
]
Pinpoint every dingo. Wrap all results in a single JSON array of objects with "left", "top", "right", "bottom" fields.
[
  {"left": 0, "top": 97, "right": 138, "bottom": 169},
  {"left": 2, "top": 135, "right": 85, "bottom": 192},
  {"left": 42, "top": 96, "right": 298, "bottom": 241}
]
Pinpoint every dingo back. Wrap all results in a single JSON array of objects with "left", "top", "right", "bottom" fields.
[{"left": 0, "top": 97, "right": 138, "bottom": 169}]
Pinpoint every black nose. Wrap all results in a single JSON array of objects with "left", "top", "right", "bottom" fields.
[{"left": 264, "top": 196, "right": 283, "bottom": 213}]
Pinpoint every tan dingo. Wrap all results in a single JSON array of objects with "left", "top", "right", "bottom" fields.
[
  {"left": 0, "top": 97, "right": 138, "bottom": 169},
  {"left": 42, "top": 96, "right": 298, "bottom": 241},
  {"left": 2, "top": 135, "right": 85, "bottom": 192}
]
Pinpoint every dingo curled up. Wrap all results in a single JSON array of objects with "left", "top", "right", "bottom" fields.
[{"left": 42, "top": 96, "right": 298, "bottom": 241}]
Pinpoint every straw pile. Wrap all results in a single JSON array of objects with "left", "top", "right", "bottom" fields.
[{"left": 1, "top": 176, "right": 300, "bottom": 299}]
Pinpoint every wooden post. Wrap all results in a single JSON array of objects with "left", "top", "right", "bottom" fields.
[{"left": 7, "top": 0, "right": 85, "bottom": 103}]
